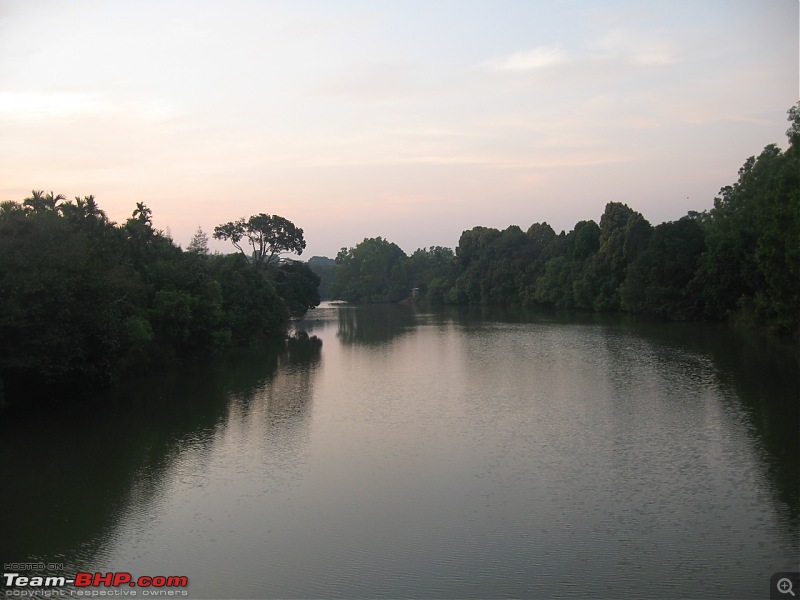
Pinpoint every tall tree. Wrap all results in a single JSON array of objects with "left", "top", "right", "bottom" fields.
[
  {"left": 214, "top": 213, "right": 306, "bottom": 268},
  {"left": 331, "top": 237, "right": 408, "bottom": 302},
  {"left": 700, "top": 103, "right": 800, "bottom": 332},
  {"left": 23, "top": 190, "right": 64, "bottom": 214},
  {"left": 187, "top": 226, "right": 210, "bottom": 254}
]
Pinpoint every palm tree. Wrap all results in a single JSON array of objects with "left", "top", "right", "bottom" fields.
[
  {"left": 59, "top": 195, "right": 108, "bottom": 225},
  {"left": 84, "top": 195, "right": 106, "bottom": 221},
  {"left": 0, "top": 200, "right": 24, "bottom": 219},
  {"left": 132, "top": 202, "right": 152, "bottom": 226},
  {"left": 23, "top": 190, "right": 65, "bottom": 213}
]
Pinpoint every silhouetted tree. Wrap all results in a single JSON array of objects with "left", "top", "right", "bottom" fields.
[{"left": 213, "top": 213, "right": 306, "bottom": 268}]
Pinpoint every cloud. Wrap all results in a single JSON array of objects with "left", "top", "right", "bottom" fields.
[
  {"left": 588, "top": 28, "right": 680, "bottom": 66},
  {"left": 487, "top": 46, "right": 569, "bottom": 71},
  {"left": 0, "top": 91, "right": 112, "bottom": 119},
  {"left": 0, "top": 91, "right": 176, "bottom": 121}
]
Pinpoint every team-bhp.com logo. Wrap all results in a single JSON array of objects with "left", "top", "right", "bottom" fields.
[{"left": 4, "top": 571, "right": 188, "bottom": 594}]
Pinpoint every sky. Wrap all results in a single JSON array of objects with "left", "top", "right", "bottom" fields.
[{"left": 0, "top": 0, "right": 797, "bottom": 259}]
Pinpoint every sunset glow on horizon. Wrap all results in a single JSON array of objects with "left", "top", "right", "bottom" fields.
[{"left": 1, "top": 0, "right": 797, "bottom": 259}]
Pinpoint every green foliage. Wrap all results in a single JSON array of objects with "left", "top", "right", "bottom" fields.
[
  {"left": 150, "top": 287, "right": 226, "bottom": 355},
  {"left": 209, "top": 253, "right": 288, "bottom": 343},
  {"left": 213, "top": 213, "right": 306, "bottom": 268},
  {"left": 0, "top": 198, "right": 123, "bottom": 384},
  {"left": 451, "top": 225, "right": 545, "bottom": 306},
  {"left": 187, "top": 226, "right": 210, "bottom": 254},
  {"left": 3, "top": 105, "right": 794, "bottom": 400},
  {"left": 532, "top": 256, "right": 579, "bottom": 308},
  {"left": 211, "top": 213, "right": 318, "bottom": 320},
  {"left": 331, "top": 237, "right": 409, "bottom": 302},
  {"left": 620, "top": 217, "right": 706, "bottom": 319},
  {"left": 586, "top": 203, "right": 652, "bottom": 311},
  {"left": 327, "top": 104, "right": 798, "bottom": 338},
  {"left": 124, "top": 316, "right": 154, "bottom": 347},
  {"left": 0, "top": 196, "right": 319, "bottom": 404},
  {"left": 307, "top": 256, "right": 338, "bottom": 300},
  {"left": 699, "top": 112, "right": 800, "bottom": 333},
  {"left": 273, "top": 260, "right": 321, "bottom": 318},
  {"left": 398, "top": 246, "right": 456, "bottom": 303},
  {"left": 570, "top": 220, "right": 600, "bottom": 259}
]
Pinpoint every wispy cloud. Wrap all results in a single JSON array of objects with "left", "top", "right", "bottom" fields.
[
  {"left": 0, "top": 91, "right": 112, "bottom": 119},
  {"left": 486, "top": 46, "right": 569, "bottom": 71},
  {"left": 0, "top": 91, "right": 176, "bottom": 121},
  {"left": 485, "top": 28, "right": 681, "bottom": 76},
  {"left": 588, "top": 28, "right": 680, "bottom": 66}
]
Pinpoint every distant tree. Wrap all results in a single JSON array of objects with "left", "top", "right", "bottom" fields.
[
  {"left": 59, "top": 195, "right": 107, "bottom": 226},
  {"left": 570, "top": 220, "right": 600, "bottom": 259},
  {"left": 583, "top": 203, "right": 651, "bottom": 311},
  {"left": 187, "top": 226, "right": 210, "bottom": 254},
  {"left": 331, "top": 237, "right": 408, "bottom": 302},
  {"left": 209, "top": 253, "right": 286, "bottom": 342},
  {"left": 526, "top": 222, "right": 557, "bottom": 259},
  {"left": 620, "top": 216, "right": 706, "bottom": 319},
  {"left": 451, "top": 224, "right": 556, "bottom": 306},
  {"left": 0, "top": 192, "right": 323, "bottom": 405},
  {"left": 23, "top": 190, "right": 64, "bottom": 213},
  {"left": 132, "top": 202, "right": 153, "bottom": 227},
  {"left": 307, "top": 256, "right": 338, "bottom": 300},
  {"left": 273, "top": 261, "right": 321, "bottom": 318},
  {"left": 699, "top": 104, "right": 800, "bottom": 332},
  {"left": 213, "top": 213, "right": 306, "bottom": 268},
  {"left": 399, "top": 246, "right": 456, "bottom": 303}
]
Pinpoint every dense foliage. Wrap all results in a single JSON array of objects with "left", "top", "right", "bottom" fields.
[
  {"left": 331, "top": 105, "right": 799, "bottom": 336},
  {"left": 307, "top": 256, "right": 337, "bottom": 300},
  {"left": 213, "top": 213, "right": 306, "bottom": 268},
  {"left": 0, "top": 199, "right": 319, "bottom": 399},
  {"left": 330, "top": 238, "right": 455, "bottom": 304}
]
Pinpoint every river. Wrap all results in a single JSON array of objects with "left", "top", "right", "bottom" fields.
[{"left": 2, "top": 302, "right": 798, "bottom": 599}]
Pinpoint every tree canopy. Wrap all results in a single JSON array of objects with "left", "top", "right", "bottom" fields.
[
  {"left": 0, "top": 198, "right": 319, "bottom": 406},
  {"left": 330, "top": 237, "right": 408, "bottom": 303},
  {"left": 328, "top": 103, "right": 799, "bottom": 336},
  {"left": 213, "top": 213, "right": 306, "bottom": 268}
]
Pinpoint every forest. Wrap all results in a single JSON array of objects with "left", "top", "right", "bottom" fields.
[
  {"left": 1, "top": 106, "right": 797, "bottom": 404},
  {"left": 330, "top": 105, "right": 799, "bottom": 337},
  {"left": 0, "top": 200, "right": 319, "bottom": 402}
]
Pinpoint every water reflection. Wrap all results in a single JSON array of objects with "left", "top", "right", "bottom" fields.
[
  {"left": 595, "top": 319, "right": 799, "bottom": 524},
  {"left": 2, "top": 304, "right": 797, "bottom": 599},
  {"left": 336, "top": 303, "right": 416, "bottom": 345},
  {"left": 0, "top": 336, "right": 322, "bottom": 574},
  {"left": 430, "top": 304, "right": 798, "bottom": 526}
]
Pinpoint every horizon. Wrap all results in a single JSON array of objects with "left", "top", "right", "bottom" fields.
[{"left": 1, "top": 0, "right": 797, "bottom": 258}]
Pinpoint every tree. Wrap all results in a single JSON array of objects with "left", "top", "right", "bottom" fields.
[
  {"left": 23, "top": 190, "right": 64, "bottom": 214},
  {"left": 584, "top": 203, "right": 651, "bottom": 311},
  {"left": 699, "top": 106, "right": 800, "bottom": 332},
  {"left": 272, "top": 260, "right": 321, "bottom": 318},
  {"left": 0, "top": 192, "right": 321, "bottom": 405},
  {"left": 187, "top": 226, "right": 210, "bottom": 254},
  {"left": 307, "top": 256, "right": 338, "bottom": 300},
  {"left": 132, "top": 202, "right": 153, "bottom": 227},
  {"left": 213, "top": 213, "right": 306, "bottom": 268},
  {"left": 59, "top": 195, "right": 107, "bottom": 227},
  {"left": 331, "top": 237, "right": 408, "bottom": 302},
  {"left": 620, "top": 216, "right": 706, "bottom": 319},
  {"left": 398, "top": 246, "right": 456, "bottom": 303}
]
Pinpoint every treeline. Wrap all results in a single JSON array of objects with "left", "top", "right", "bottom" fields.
[
  {"left": 331, "top": 105, "right": 799, "bottom": 336},
  {"left": 0, "top": 197, "right": 319, "bottom": 399}
]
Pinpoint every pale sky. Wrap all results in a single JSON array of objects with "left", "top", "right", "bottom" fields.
[{"left": 1, "top": 0, "right": 797, "bottom": 259}]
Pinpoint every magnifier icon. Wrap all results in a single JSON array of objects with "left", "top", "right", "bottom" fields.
[{"left": 778, "top": 578, "right": 796, "bottom": 596}]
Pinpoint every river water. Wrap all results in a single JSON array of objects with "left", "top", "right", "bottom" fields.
[{"left": 2, "top": 302, "right": 798, "bottom": 599}]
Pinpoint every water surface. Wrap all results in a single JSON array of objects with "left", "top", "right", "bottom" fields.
[{"left": 2, "top": 303, "right": 798, "bottom": 598}]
